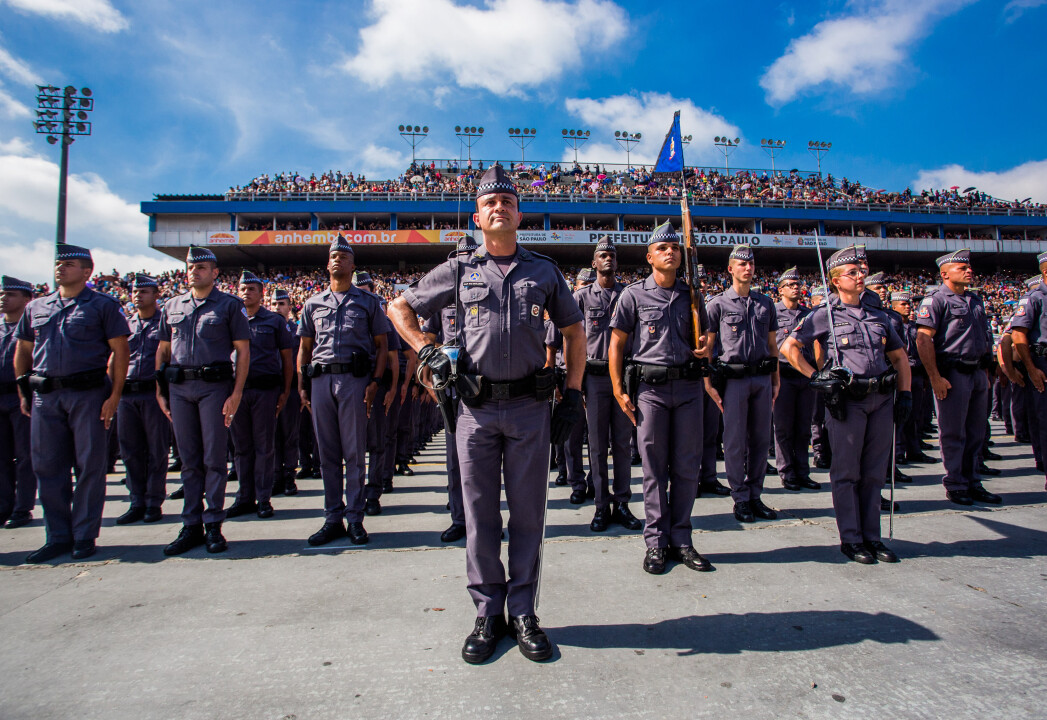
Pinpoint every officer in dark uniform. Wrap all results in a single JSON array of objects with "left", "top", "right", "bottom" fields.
[
  {"left": 115, "top": 273, "right": 170, "bottom": 525},
  {"left": 0, "top": 276, "right": 36, "bottom": 529},
  {"left": 156, "top": 245, "right": 251, "bottom": 555},
  {"left": 299, "top": 237, "right": 390, "bottom": 546},
  {"left": 609, "top": 221, "right": 712, "bottom": 575},
  {"left": 891, "top": 291, "right": 936, "bottom": 466},
  {"left": 1007, "top": 251, "right": 1047, "bottom": 491},
  {"left": 389, "top": 165, "right": 585, "bottom": 664},
  {"left": 356, "top": 271, "right": 400, "bottom": 517},
  {"left": 271, "top": 287, "right": 301, "bottom": 496},
  {"left": 772, "top": 268, "right": 820, "bottom": 492},
  {"left": 575, "top": 239, "right": 642, "bottom": 532},
  {"left": 14, "top": 244, "right": 130, "bottom": 563},
  {"left": 696, "top": 265, "right": 730, "bottom": 498},
  {"left": 419, "top": 235, "right": 477, "bottom": 543},
  {"left": 705, "top": 245, "right": 780, "bottom": 524},
  {"left": 781, "top": 245, "right": 911, "bottom": 564},
  {"left": 915, "top": 249, "right": 1002, "bottom": 506},
  {"left": 866, "top": 273, "right": 911, "bottom": 484},
  {"left": 808, "top": 285, "right": 833, "bottom": 468},
  {"left": 226, "top": 270, "right": 294, "bottom": 519}
]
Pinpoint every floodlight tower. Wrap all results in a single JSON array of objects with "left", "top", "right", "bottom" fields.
[
  {"left": 34, "top": 84, "right": 94, "bottom": 245},
  {"left": 614, "top": 130, "right": 642, "bottom": 168},
  {"left": 713, "top": 136, "right": 741, "bottom": 174},
  {"left": 507, "top": 127, "right": 537, "bottom": 164},
  {"left": 807, "top": 140, "right": 832, "bottom": 177},
  {"left": 561, "top": 128, "right": 590, "bottom": 164},
  {"left": 455, "top": 125, "right": 484, "bottom": 164},
  {"left": 398, "top": 124, "right": 428, "bottom": 166},
  {"left": 760, "top": 138, "right": 786, "bottom": 175}
]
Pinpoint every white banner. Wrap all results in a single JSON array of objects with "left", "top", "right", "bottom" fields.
[{"left": 438, "top": 229, "right": 837, "bottom": 248}]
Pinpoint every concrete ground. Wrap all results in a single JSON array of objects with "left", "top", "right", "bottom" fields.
[{"left": 1, "top": 420, "right": 1045, "bottom": 720}]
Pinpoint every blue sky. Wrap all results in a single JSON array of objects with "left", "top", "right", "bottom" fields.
[{"left": 1, "top": 0, "right": 1046, "bottom": 282}]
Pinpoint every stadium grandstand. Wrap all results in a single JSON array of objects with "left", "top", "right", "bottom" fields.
[{"left": 143, "top": 157, "right": 1047, "bottom": 273}]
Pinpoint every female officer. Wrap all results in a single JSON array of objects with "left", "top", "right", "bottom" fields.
[{"left": 780, "top": 245, "right": 912, "bottom": 565}]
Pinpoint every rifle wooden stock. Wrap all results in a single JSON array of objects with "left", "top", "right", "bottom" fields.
[{"left": 679, "top": 192, "right": 703, "bottom": 346}]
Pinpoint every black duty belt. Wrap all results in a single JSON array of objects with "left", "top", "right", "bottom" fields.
[
  {"left": 719, "top": 357, "right": 779, "bottom": 379},
  {"left": 165, "top": 362, "right": 234, "bottom": 384},
  {"left": 0, "top": 380, "right": 18, "bottom": 395},
  {"left": 245, "top": 374, "right": 283, "bottom": 391},
  {"left": 634, "top": 361, "right": 707, "bottom": 385},
  {"left": 778, "top": 363, "right": 807, "bottom": 380},
  {"left": 27, "top": 368, "right": 107, "bottom": 394},
  {"left": 585, "top": 359, "right": 610, "bottom": 377},
  {"left": 461, "top": 368, "right": 556, "bottom": 408},
  {"left": 937, "top": 355, "right": 991, "bottom": 374},
  {"left": 845, "top": 372, "right": 897, "bottom": 398},
  {"left": 124, "top": 378, "right": 157, "bottom": 394},
  {"left": 304, "top": 352, "right": 372, "bottom": 379}
]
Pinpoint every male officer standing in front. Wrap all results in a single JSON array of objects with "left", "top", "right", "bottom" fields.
[
  {"left": 915, "top": 249, "right": 1001, "bottom": 506},
  {"left": 576, "top": 238, "right": 642, "bottom": 533},
  {"left": 227, "top": 271, "right": 294, "bottom": 520},
  {"left": 609, "top": 222, "right": 713, "bottom": 575},
  {"left": 156, "top": 245, "right": 251, "bottom": 555},
  {"left": 705, "top": 245, "right": 780, "bottom": 524},
  {"left": 388, "top": 164, "right": 585, "bottom": 665},
  {"left": 14, "top": 245, "right": 129, "bottom": 563},
  {"left": 772, "top": 268, "right": 819, "bottom": 492},
  {"left": 115, "top": 273, "right": 169, "bottom": 525},
  {"left": 299, "top": 237, "right": 390, "bottom": 547},
  {"left": 0, "top": 276, "right": 36, "bottom": 529}
]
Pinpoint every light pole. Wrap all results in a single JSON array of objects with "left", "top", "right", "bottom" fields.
[
  {"left": 398, "top": 124, "right": 428, "bottom": 166},
  {"left": 713, "top": 136, "right": 740, "bottom": 174},
  {"left": 34, "top": 84, "right": 93, "bottom": 245},
  {"left": 614, "top": 130, "right": 641, "bottom": 168},
  {"left": 561, "top": 128, "right": 590, "bottom": 164},
  {"left": 760, "top": 138, "right": 786, "bottom": 175},
  {"left": 455, "top": 125, "right": 484, "bottom": 164},
  {"left": 507, "top": 127, "right": 536, "bottom": 165},
  {"left": 807, "top": 140, "right": 832, "bottom": 177}
]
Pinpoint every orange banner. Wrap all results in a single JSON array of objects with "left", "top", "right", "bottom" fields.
[{"left": 207, "top": 230, "right": 442, "bottom": 246}]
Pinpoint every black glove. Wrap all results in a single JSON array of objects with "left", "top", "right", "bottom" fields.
[
  {"left": 894, "top": 390, "right": 912, "bottom": 425},
  {"left": 550, "top": 388, "right": 583, "bottom": 445},
  {"left": 15, "top": 373, "right": 31, "bottom": 401},
  {"left": 809, "top": 366, "right": 851, "bottom": 395},
  {"left": 418, "top": 343, "right": 452, "bottom": 385}
]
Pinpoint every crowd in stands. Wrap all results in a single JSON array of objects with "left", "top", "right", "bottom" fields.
[
  {"left": 222, "top": 161, "right": 1044, "bottom": 215},
  {"left": 34, "top": 260, "right": 1035, "bottom": 337}
]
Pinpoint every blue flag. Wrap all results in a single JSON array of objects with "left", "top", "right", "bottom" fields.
[{"left": 653, "top": 111, "right": 684, "bottom": 175}]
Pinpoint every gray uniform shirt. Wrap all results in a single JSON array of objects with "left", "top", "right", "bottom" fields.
[
  {"left": 403, "top": 245, "right": 582, "bottom": 382},
  {"left": 610, "top": 276, "right": 709, "bottom": 366},
  {"left": 159, "top": 287, "right": 251, "bottom": 367},
  {"left": 792, "top": 295, "right": 903, "bottom": 378},
  {"left": 298, "top": 285, "right": 391, "bottom": 364},
  {"left": 126, "top": 312, "right": 163, "bottom": 382},
  {"left": 1, "top": 318, "right": 20, "bottom": 383},
  {"left": 914, "top": 285, "right": 990, "bottom": 360},
  {"left": 1008, "top": 283, "right": 1047, "bottom": 342},
  {"left": 15, "top": 288, "right": 130, "bottom": 376},
  {"left": 575, "top": 281, "right": 624, "bottom": 361},
  {"left": 241, "top": 306, "right": 294, "bottom": 378},
  {"left": 775, "top": 301, "right": 814, "bottom": 365},
  {"left": 706, "top": 287, "right": 778, "bottom": 364}
]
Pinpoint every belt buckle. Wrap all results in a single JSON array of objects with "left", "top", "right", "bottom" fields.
[
  {"left": 490, "top": 383, "right": 510, "bottom": 401},
  {"left": 868, "top": 378, "right": 879, "bottom": 393}
]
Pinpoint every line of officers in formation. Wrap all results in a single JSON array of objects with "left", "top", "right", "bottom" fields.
[{"left": 2, "top": 165, "right": 1046, "bottom": 665}]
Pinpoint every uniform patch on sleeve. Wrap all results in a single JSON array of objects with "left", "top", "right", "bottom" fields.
[
  {"left": 918, "top": 299, "right": 932, "bottom": 318},
  {"left": 1016, "top": 305, "right": 1026, "bottom": 316}
]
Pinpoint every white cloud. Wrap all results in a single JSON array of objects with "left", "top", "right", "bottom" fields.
[
  {"left": 1003, "top": 0, "right": 1046, "bottom": 22},
  {"left": 913, "top": 159, "right": 1047, "bottom": 204},
  {"left": 0, "top": 79, "right": 30, "bottom": 117},
  {"left": 563, "top": 92, "right": 742, "bottom": 167},
  {"left": 760, "top": 0, "right": 973, "bottom": 105},
  {"left": 0, "top": 43, "right": 42, "bottom": 86},
  {"left": 343, "top": 0, "right": 628, "bottom": 96},
  {"left": 0, "top": 146, "right": 176, "bottom": 284},
  {"left": 1, "top": 0, "right": 129, "bottom": 33}
]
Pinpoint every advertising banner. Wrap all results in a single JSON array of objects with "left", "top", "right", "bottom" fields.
[{"left": 207, "top": 230, "right": 442, "bottom": 246}]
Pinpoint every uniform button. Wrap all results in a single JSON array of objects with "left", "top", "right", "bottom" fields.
[{"left": 503, "top": 353, "right": 508, "bottom": 358}]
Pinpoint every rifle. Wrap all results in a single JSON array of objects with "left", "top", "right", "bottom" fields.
[{"left": 679, "top": 179, "right": 704, "bottom": 350}]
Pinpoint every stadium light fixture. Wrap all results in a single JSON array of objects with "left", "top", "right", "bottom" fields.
[
  {"left": 760, "top": 138, "right": 787, "bottom": 174},
  {"left": 398, "top": 123, "right": 429, "bottom": 166},
  {"left": 713, "top": 136, "right": 741, "bottom": 174},
  {"left": 455, "top": 124, "right": 484, "bottom": 164},
  {"left": 34, "top": 84, "right": 93, "bottom": 245},
  {"left": 561, "top": 128, "right": 590, "bottom": 164},
  {"left": 508, "top": 127, "right": 537, "bottom": 164},
  {"left": 614, "top": 130, "right": 642, "bottom": 168},
  {"left": 807, "top": 139, "right": 832, "bottom": 177}
]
